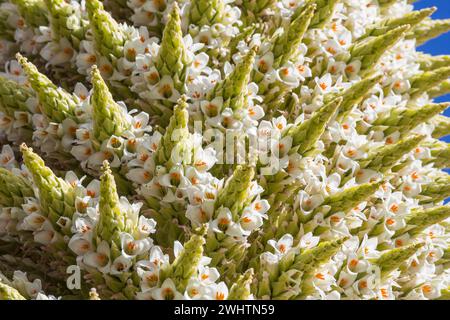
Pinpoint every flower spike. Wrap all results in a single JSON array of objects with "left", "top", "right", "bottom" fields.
[
  {"left": 20, "top": 144, "right": 76, "bottom": 231},
  {"left": 44, "top": 0, "right": 88, "bottom": 49},
  {"left": 418, "top": 53, "right": 450, "bottom": 71},
  {"left": 96, "top": 161, "right": 131, "bottom": 249},
  {"left": 0, "top": 168, "right": 34, "bottom": 207},
  {"left": 0, "top": 282, "right": 26, "bottom": 300},
  {"left": 359, "top": 135, "right": 426, "bottom": 174},
  {"left": 0, "top": 76, "right": 35, "bottom": 117},
  {"left": 431, "top": 115, "right": 450, "bottom": 139},
  {"left": 420, "top": 173, "right": 450, "bottom": 204},
  {"left": 189, "top": 0, "right": 225, "bottom": 27},
  {"left": 91, "top": 65, "right": 131, "bottom": 144},
  {"left": 373, "top": 102, "right": 449, "bottom": 137},
  {"left": 228, "top": 269, "right": 254, "bottom": 300},
  {"left": 208, "top": 46, "right": 258, "bottom": 111},
  {"left": 16, "top": 53, "right": 79, "bottom": 123},
  {"left": 273, "top": 3, "right": 316, "bottom": 67},
  {"left": 409, "top": 66, "right": 450, "bottom": 96},
  {"left": 161, "top": 230, "right": 206, "bottom": 293},
  {"left": 85, "top": 0, "right": 127, "bottom": 59},
  {"left": 376, "top": 243, "right": 425, "bottom": 278},
  {"left": 287, "top": 97, "right": 342, "bottom": 156},
  {"left": 293, "top": 0, "right": 340, "bottom": 29},
  {"left": 154, "top": 95, "right": 190, "bottom": 168},
  {"left": 350, "top": 25, "right": 409, "bottom": 73},
  {"left": 406, "top": 18, "right": 450, "bottom": 45},
  {"left": 10, "top": 0, "right": 48, "bottom": 28},
  {"left": 396, "top": 205, "right": 450, "bottom": 237},
  {"left": 215, "top": 165, "right": 255, "bottom": 219},
  {"left": 156, "top": 2, "right": 191, "bottom": 93},
  {"left": 360, "top": 7, "right": 435, "bottom": 39}
]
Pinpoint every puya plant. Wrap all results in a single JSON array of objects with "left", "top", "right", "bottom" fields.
[{"left": 0, "top": 0, "right": 449, "bottom": 300}]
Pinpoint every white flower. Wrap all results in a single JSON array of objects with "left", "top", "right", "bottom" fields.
[
  {"left": 268, "top": 233, "right": 294, "bottom": 257},
  {"left": 152, "top": 279, "right": 184, "bottom": 300}
]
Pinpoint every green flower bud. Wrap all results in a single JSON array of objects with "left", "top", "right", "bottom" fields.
[
  {"left": 44, "top": 0, "right": 88, "bottom": 49},
  {"left": 373, "top": 103, "right": 449, "bottom": 137},
  {"left": 208, "top": 47, "right": 257, "bottom": 111},
  {"left": 395, "top": 205, "right": 450, "bottom": 237},
  {"left": 350, "top": 25, "right": 409, "bottom": 73},
  {"left": 0, "top": 76, "right": 35, "bottom": 117},
  {"left": 376, "top": 243, "right": 424, "bottom": 278},
  {"left": 273, "top": 3, "right": 316, "bottom": 68},
  {"left": 419, "top": 173, "right": 450, "bottom": 204},
  {"left": 0, "top": 282, "right": 26, "bottom": 300},
  {"left": 91, "top": 66, "right": 130, "bottom": 145},
  {"left": 360, "top": 7, "right": 435, "bottom": 39},
  {"left": 359, "top": 134, "right": 425, "bottom": 174},
  {"left": 409, "top": 66, "right": 450, "bottom": 95},
  {"left": 228, "top": 269, "right": 254, "bottom": 300},
  {"left": 430, "top": 115, "right": 450, "bottom": 139},
  {"left": 86, "top": 0, "right": 127, "bottom": 60},
  {"left": 331, "top": 73, "right": 383, "bottom": 121},
  {"left": 154, "top": 96, "right": 190, "bottom": 168},
  {"left": 10, "top": 0, "right": 47, "bottom": 28},
  {"left": 156, "top": 3, "right": 191, "bottom": 93},
  {"left": 189, "top": 0, "right": 225, "bottom": 26},
  {"left": 287, "top": 97, "right": 342, "bottom": 156},
  {"left": 0, "top": 167, "right": 34, "bottom": 207},
  {"left": 16, "top": 53, "right": 78, "bottom": 123},
  {"left": 215, "top": 165, "right": 255, "bottom": 220},
  {"left": 406, "top": 18, "right": 450, "bottom": 45},
  {"left": 21, "top": 144, "right": 76, "bottom": 231}
]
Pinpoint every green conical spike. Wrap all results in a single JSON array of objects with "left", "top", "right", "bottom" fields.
[
  {"left": 91, "top": 66, "right": 130, "bottom": 144},
  {"left": 373, "top": 103, "right": 449, "bottom": 136},
  {"left": 359, "top": 135, "right": 425, "bottom": 174},
  {"left": 418, "top": 53, "right": 450, "bottom": 71},
  {"left": 360, "top": 7, "right": 435, "bottom": 39},
  {"left": 272, "top": 237, "right": 346, "bottom": 298},
  {"left": 0, "top": 282, "right": 26, "bottom": 300},
  {"left": 189, "top": 0, "right": 225, "bottom": 26},
  {"left": 395, "top": 205, "right": 450, "bottom": 237},
  {"left": 286, "top": 97, "right": 342, "bottom": 156},
  {"left": 273, "top": 3, "right": 315, "bottom": 67},
  {"left": 85, "top": 0, "right": 127, "bottom": 59},
  {"left": 293, "top": 0, "right": 340, "bottom": 29},
  {"left": 430, "top": 115, "right": 450, "bottom": 138},
  {"left": 44, "top": 0, "right": 88, "bottom": 49},
  {"left": 420, "top": 173, "right": 450, "bottom": 204},
  {"left": 409, "top": 66, "right": 450, "bottom": 95},
  {"left": 0, "top": 76, "right": 35, "bottom": 117},
  {"left": 239, "top": 0, "right": 276, "bottom": 26},
  {"left": 161, "top": 230, "right": 206, "bottom": 293},
  {"left": 16, "top": 53, "right": 78, "bottom": 123},
  {"left": 208, "top": 47, "right": 257, "bottom": 111},
  {"left": 20, "top": 144, "right": 76, "bottom": 230},
  {"left": 376, "top": 243, "right": 425, "bottom": 278},
  {"left": 96, "top": 161, "right": 135, "bottom": 250},
  {"left": 10, "top": 0, "right": 47, "bottom": 28},
  {"left": 0, "top": 168, "right": 34, "bottom": 208},
  {"left": 156, "top": 3, "right": 191, "bottom": 93},
  {"left": 228, "top": 269, "right": 254, "bottom": 300},
  {"left": 154, "top": 96, "right": 190, "bottom": 168},
  {"left": 0, "top": 171, "right": 27, "bottom": 204},
  {"left": 350, "top": 25, "right": 409, "bottom": 72},
  {"left": 406, "top": 18, "right": 450, "bottom": 45},
  {"left": 318, "top": 181, "right": 382, "bottom": 219},
  {"left": 428, "top": 79, "right": 450, "bottom": 98},
  {"left": 330, "top": 73, "right": 383, "bottom": 121},
  {"left": 423, "top": 140, "right": 450, "bottom": 169},
  {"left": 215, "top": 165, "right": 255, "bottom": 220}
]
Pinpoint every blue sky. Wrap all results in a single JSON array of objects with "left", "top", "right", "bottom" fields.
[
  {"left": 414, "top": 0, "right": 450, "bottom": 132},
  {"left": 414, "top": 0, "right": 450, "bottom": 198}
]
